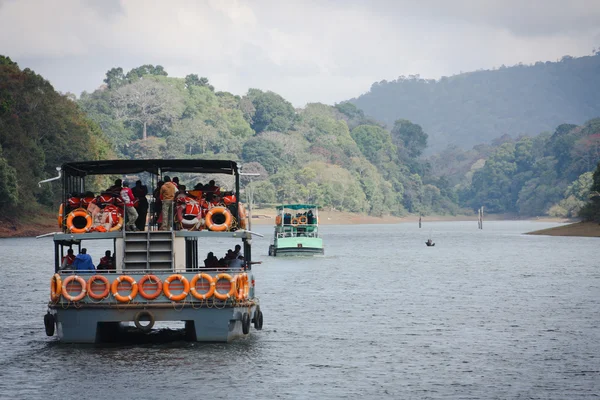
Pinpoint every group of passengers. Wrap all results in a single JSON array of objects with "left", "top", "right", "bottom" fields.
[
  {"left": 283, "top": 209, "right": 315, "bottom": 225},
  {"left": 60, "top": 248, "right": 115, "bottom": 272},
  {"left": 67, "top": 175, "right": 229, "bottom": 232},
  {"left": 153, "top": 176, "right": 222, "bottom": 230},
  {"left": 70, "top": 178, "right": 149, "bottom": 232},
  {"left": 203, "top": 244, "right": 245, "bottom": 269}
]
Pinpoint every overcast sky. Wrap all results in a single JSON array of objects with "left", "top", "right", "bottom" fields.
[{"left": 1, "top": 0, "right": 599, "bottom": 106}]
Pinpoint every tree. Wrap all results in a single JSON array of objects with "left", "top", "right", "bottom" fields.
[
  {"left": 241, "top": 137, "right": 285, "bottom": 174},
  {"left": 125, "top": 64, "right": 168, "bottom": 82},
  {"left": 391, "top": 119, "right": 428, "bottom": 159},
  {"left": 103, "top": 67, "right": 126, "bottom": 89},
  {"left": 185, "top": 74, "right": 214, "bottom": 91},
  {"left": 111, "top": 78, "right": 182, "bottom": 140},
  {"left": 247, "top": 89, "right": 296, "bottom": 133}
]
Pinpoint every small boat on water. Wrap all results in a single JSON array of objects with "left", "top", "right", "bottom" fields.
[
  {"left": 268, "top": 204, "right": 324, "bottom": 256},
  {"left": 40, "top": 159, "right": 263, "bottom": 343},
  {"left": 425, "top": 239, "right": 435, "bottom": 247}
]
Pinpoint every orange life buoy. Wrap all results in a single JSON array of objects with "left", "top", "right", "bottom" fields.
[
  {"left": 138, "top": 275, "right": 163, "bottom": 300},
  {"left": 163, "top": 274, "right": 190, "bottom": 301},
  {"left": 61, "top": 275, "right": 87, "bottom": 302},
  {"left": 57, "top": 204, "right": 64, "bottom": 229},
  {"left": 189, "top": 273, "right": 215, "bottom": 300},
  {"left": 213, "top": 273, "right": 236, "bottom": 300},
  {"left": 235, "top": 274, "right": 248, "bottom": 301},
  {"left": 66, "top": 208, "right": 93, "bottom": 234},
  {"left": 108, "top": 216, "right": 124, "bottom": 232},
  {"left": 275, "top": 215, "right": 282, "bottom": 225},
  {"left": 238, "top": 203, "right": 247, "bottom": 229},
  {"left": 111, "top": 275, "right": 138, "bottom": 303},
  {"left": 87, "top": 275, "right": 110, "bottom": 300},
  {"left": 205, "top": 206, "right": 233, "bottom": 232},
  {"left": 291, "top": 217, "right": 299, "bottom": 226},
  {"left": 299, "top": 215, "right": 307, "bottom": 224},
  {"left": 50, "top": 273, "right": 62, "bottom": 302}
]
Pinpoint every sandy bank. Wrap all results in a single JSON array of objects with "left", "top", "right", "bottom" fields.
[{"left": 525, "top": 221, "right": 600, "bottom": 238}]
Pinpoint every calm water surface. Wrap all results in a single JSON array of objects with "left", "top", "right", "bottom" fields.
[{"left": 0, "top": 221, "right": 599, "bottom": 399}]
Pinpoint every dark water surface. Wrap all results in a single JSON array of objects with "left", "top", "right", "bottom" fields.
[{"left": 1, "top": 221, "right": 599, "bottom": 399}]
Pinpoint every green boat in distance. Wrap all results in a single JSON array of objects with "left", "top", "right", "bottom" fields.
[{"left": 268, "top": 204, "right": 324, "bottom": 256}]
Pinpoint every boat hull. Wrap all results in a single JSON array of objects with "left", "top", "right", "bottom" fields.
[
  {"left": 269, "top": 237, "right": 324, "bottom": 256},
  {"left": 48, "top": 302, "right": 259, "bottom": 343}
]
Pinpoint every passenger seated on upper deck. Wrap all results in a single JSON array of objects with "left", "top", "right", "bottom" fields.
[
  {"left": 228, "top": 255, "right": 245, "bottom": 269},
  {"left": 72, "top": 248, "right": 96, "bottom": 272},
  {"left": 307, "top": 209, "right": 314, "bottom": 224},
  {"left": 60, "top": 248, "right": 76, "bottom": 270},
  {"left": 97, "top": 250, "right": 115, "bottom": 272},
  {"left": 204, "top": 180, "right": 220, "bottom": 202},
  {"left": 204, "top": 252, "right": 219, "bottom": 268}
]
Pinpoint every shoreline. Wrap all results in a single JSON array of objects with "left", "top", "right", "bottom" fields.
[{"left": 1, "top": 209, "right": 593, "bottom": 238}]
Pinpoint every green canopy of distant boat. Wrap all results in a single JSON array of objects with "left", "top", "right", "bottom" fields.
[{"left": 275, "top": 204, "right": 319, "bottom": 210}]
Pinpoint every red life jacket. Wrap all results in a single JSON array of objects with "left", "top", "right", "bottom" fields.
[
  {"left": 80, "top": 197, "right": 95, "bottom": 207},
  {"left": 97, "top": 194, "right": 114, "bottom": 206},
  {"left": 223, "top": 194, "right": 236, "bottom": 205},
  {"left": 67, "top": 197, "right": 81, "bottom": 209}
]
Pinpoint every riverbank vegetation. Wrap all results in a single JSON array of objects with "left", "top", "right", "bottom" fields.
[{"left": 1, "top": 54, "right": 600, "bottom": 230}]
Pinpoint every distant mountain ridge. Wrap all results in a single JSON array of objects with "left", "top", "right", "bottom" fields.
[{"left": 349, "top": 54, "right": 600, "bottom": 152}]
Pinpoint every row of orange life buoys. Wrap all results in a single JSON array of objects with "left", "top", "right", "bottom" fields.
[
  {"left": 60, "top": 204, "right": 246, "bottom": 233},
  {"left": 51, "top": 273, "right": 250, "bottom": 303}
]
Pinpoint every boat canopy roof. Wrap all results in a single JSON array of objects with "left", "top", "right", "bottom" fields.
[
  {"left": 276, "top": 204, "right": 318, "bottom": 210},
  {"left": 60, "top": 159, "right": 238, "bottom": 177}
]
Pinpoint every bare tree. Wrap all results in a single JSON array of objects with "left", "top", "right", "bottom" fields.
[{"left": 111, "top": 79, "right": 180, "bottom": 140}]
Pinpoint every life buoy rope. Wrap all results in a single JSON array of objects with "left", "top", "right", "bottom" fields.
[
  {"left": 66, "top": 208, "right": 93, "bottom": 234},
  {"left": 87, "top": 275, "right": 110, "bottom": 300},
  {"left": 111, "top": 275, "right": 138, "bottom": 303},
  {"left": 163, "top": 274, "right": 190, "bottom": 302},
  {"left": 213, "top": 273, "right": 236, "bottom": 300},
  {"left": 205, "top": 206, "right": 233, "bottom": 232},
  {"left": 138, "top": 275, "right": 163, "bottom": 300},
  {"left": 61, "top": 275, "right": 87, "bottom": 302},
  {"left": 189, "top": 273, "right": 215, "bottom": 300}
]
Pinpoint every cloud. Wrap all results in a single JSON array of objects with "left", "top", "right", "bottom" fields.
[{"left": 0, "top": 0, "right": 598, "bottom": 106}]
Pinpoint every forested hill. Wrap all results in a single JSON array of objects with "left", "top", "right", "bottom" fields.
[
  {"left": 0, "top": 56, "right": 113, "bottom": 221},
  {"left": 349, "top": 53, "right": 600, "bottom": 152}
]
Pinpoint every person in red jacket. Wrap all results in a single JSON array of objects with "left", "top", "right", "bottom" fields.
[
  {"left": 120, "top": 181, "right": 139, "bottom": 231},
  {"left": 60, "top": 248, "right": 76, "bottom": 270}
]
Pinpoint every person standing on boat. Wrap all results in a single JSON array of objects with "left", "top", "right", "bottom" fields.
[
  {"left": 120, "top": 181, "right": 139, "bottom": 231},
  {"left": 132, "top": 180, "right": 148, "bottom": 231},
  {"left": 72, "top": 248, "right": 95, "bottom": 272},
  {"left": 160, "top": 176, "right": 177, "bottom": 230}
]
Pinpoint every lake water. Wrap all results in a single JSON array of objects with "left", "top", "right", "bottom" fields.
[{"left": 0, "top": 221, "right": 599, "bottom": 399}]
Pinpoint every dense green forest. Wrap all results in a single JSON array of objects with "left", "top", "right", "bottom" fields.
[
  {"left": 349, "top": 53, "right": 600, "bottom": 153},
  {"left": 1, "top": 55, "right": 599, "bottom": 224},
  {"left": 0, "top": 56, "right": 113, "bottom": 222}
]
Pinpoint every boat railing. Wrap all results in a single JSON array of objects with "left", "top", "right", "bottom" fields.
[{"left": 58, "top": 267, "right": 247, "bottom": 274}]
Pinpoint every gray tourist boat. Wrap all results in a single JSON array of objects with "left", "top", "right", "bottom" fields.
[{"left": 41, "top": 159, "right": 263, "bottom": 343}]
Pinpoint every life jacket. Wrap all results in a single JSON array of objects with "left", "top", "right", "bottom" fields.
[
  {"left": 184, "top": 198, "right": 201, "bottom": 217},
  {"left": 97, "top": 194, "right": 115, "bottom": 207},
  {"left": 223, "top": 194, "right": 236, "bottom": 205},
  {"left": 67, "top": 197, "right": 81, "bottom": 209},
  {"left": 80, "top": 196, "right": 95, "bottom": 208}
]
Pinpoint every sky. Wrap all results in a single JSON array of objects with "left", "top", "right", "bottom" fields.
[{"left": 1, "top": 0, "right": 599, "bottom": 107}]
